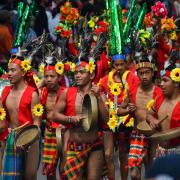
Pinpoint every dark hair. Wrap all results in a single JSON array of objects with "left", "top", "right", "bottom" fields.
[{"left": 0, "top": 10, "right": 11, "bottom": 24}]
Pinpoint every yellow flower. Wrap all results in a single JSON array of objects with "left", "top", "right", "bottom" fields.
[
  {"left": 89, "top": 60, "right": 96, "bottom": 74},
  {"left": 110, "top": 83, "right": 121, "bottom": 96},
  {"left": 107, "top": 116, "right": 118, "bottom": 132},
  {"left": 126, "top": 118, "right": 134, "bottom": 127},
  {"left": 88, "top": 18, "right": 95, "bottom": 28},
  {"left": 32, "top": 103, "right": 44, "bottom": 117},
  {"left": 106, "top": 99, "right": 114, "bottom": 109},
  {"left": 85, "top": 64, "right": 90, "bottom": 72},
  {"left": 71, "top": 63, "right": 76, "bottom": 72},
  {"left": 169, "top": 31, "right": 177, "bottom": 41},
  {"left": 97, "top": 78, "right": 102, "bottom": 86},
  {"left": 21, "top": 59, "right": 31, "bottom": 72},
  {"left": 39, "top": 64, "right": 45, "bottom": 75},
  {"left": 170, "top": 68, "right": 180, "bottom": 82},
  {"left": 8, "top": 58, "right": 12, "bottom": 65},
  {"left": 146, "top": 99, "right": 155, "bottom": 111},
  {"left": 33, "top": 75, "right": 40, "bottom": 84},
  {"left": 0, "top": 108, "right": 6, "bottom": 121},
  {"left": 55, "top": 62, "right": 64, "bottom": 75}
]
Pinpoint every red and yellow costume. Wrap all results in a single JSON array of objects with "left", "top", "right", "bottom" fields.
[
  {"left": 41, "top": 86, "right": 65, "bottom": 176},
  {"left": 61, "top": 87, "right": 103, "bottom": 180}
]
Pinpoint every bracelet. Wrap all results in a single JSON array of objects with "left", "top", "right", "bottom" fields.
[{"left": 68, "top": 116, "right": 72, "bottom": 123}]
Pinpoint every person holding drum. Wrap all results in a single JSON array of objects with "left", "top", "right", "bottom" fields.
[
  {"left": 118, "top": 53, "right": 163, "bottom": 179},
  {"left": 0, "top": 54, "right": 43, "bottom": 180},
  {"left": 146, "top": 64, "right": 180, "bottom": 158},
  {"left": 53, "top": 57, "right": 109, "bottom": 179},
  {"left": 40, "top": 59, "right": 66, "bottom": 180}
]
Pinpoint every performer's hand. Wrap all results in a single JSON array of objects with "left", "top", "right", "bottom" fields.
[
  {"left": 71, "top": 115, "right": 84, "bottom": 124},
  {"left": 148, "top": 118, "right": 159, "bottom": 129},
  {"left": 91, "top": 82, "right": 100, "bottom": 97},
  {"left": 127, "top": 103, "right": 136, "bottom": 113}
]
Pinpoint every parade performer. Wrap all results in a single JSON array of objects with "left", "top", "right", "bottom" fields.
[
  {"left": 40, "top": 60, "right": 66, "bottom": 180},
  {"left": 53, "top": 56, "right": 109, "bottom": 179},
  {"left": 100, "top": 52, "right": 139, "bottom": 180},
  {"left": 0, "top": 54, "right": 42, "bottom": 180},
  {"left": 147, "top": 64, "right": 180, "bottom": 158},
  {"left": 118, "top": 53, "right": 162, "bottom": 179}
]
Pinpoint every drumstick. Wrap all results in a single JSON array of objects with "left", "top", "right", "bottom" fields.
[
  {"left": 13, "top": 121, "right": 30, "bottom": 131},
  {"left": 157, "top": 114, "right": 169, "bottom": 125}
]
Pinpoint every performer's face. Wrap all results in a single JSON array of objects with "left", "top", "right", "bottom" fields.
[
  {"left": 74, "top": 66, "right": 92, "bottom": 86},
  {"left": 112, "top": 59, "right": 126, "bottom": 76},
  {"left": 8, "top": 63, "right": 24, "bottom": 84},
  {"left": 44, "top": 70, "right": 59, "bottom": 90},
  {"left": 137, "top": 68, "right": 153, "bottom": 86},
  {"left": 160, "top": 76, "right": 175, "bottom": 96}
]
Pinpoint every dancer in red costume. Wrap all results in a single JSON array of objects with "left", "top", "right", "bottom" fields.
[
  {"left": 118, "top": 55, "right": 162, "bottom": 180},
  {"left": 147, "top": 65, "right": 180, "bottom": 158},
  {"left": 100, "top": 54, "right": 139, "bottom": 180},
  {"left": 54, "top": 59, "right": 108, "bottom": 180},
  {"left": 41, "top": 62, "right": 66, "bottom": 180},
  {"left": 0, "top": 55, "right": 42, "bottom": 179}
]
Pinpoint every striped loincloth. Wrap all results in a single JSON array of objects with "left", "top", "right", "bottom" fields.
[
  {"left": 42, "top": 128, "right": 58, "bottom": 176},
  {"left": 128, "top": 130, "right": 149, "bottom": 168},
  {"left": 2, "top": 130, "right": 24, "bottom": 179}
]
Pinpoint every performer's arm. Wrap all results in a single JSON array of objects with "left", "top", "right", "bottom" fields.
[
  {"left": 146, "top": 106, "right": 159, "bottom": 129},
  {"left": 31, "top": 91, "right": 41, "bottom": 126},
  {"left": 53, "top": 89, "right": 83, "bottom": 125}
]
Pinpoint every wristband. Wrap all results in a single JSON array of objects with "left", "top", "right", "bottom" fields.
[{"left": 68, "top": 116, "right": 72, "bottom": 123}]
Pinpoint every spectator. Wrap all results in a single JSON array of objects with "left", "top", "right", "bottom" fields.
[{"left": 0, "top": 10, "right": 13, "bottom": 70}]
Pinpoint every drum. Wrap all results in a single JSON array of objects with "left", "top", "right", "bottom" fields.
[
  {"left": 137, "top": 120, "right": 155, "bottom": 136},
  {"left": 150, "top": 127, "right": 180, "bottom": 141},
  {"left": 82, "top": 94, "right": 98, "bottom": 132},
  {"left": 15, "top": 125, "right": 40, "bottom": 150}
]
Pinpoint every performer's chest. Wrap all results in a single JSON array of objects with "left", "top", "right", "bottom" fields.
[
  {"left": 5, "top": 90, "right": 25, "bottom": 113},
  {"left": 135, "top": 87, "right": 154, "bottom": 110},
  {"left": 158, "top": 99, "right": 177, "bottom": 130}
]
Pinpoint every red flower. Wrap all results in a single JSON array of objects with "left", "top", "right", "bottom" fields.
[{"left": 64, "top": 63, "right": 70, "bottom": 72}]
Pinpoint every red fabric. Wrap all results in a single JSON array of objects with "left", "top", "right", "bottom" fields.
[
  {"left": 40, "top": 86, "right": 65, "bottom": 128},
  {"left": 157, "top": 36, "right": 171, "bottom": 76},
  {"left": 154, "top": 95, "right": 180, "bottom": 146},
  {"left": 44, "top": 66, "right": 56, "bottom": 71},
  {"left": 11, "top": 59, "right": 22, "bottom": 66},
  {"left": 68, "top": 42, "right": 78, "bottom": 56},
  {"left": 1, "top": 85, "right": 36, "bottom": 126},
  {"left": 65, "top": 87, "right": 78, "bottom": 129},
  {"left": 100, "top": 71, "right": 139, "bottom": 129},
  {"left": 129, "top": 64, "right": 136, "bottom": 74}
]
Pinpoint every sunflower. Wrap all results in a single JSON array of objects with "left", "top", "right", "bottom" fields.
[
  {"left": 125, "top": 118, "right": 134, "bottom": 127},
  {"left": 89, "top": 60, "right": 96, "bottom": 74},
  {"left": 55, "top": 62, "right": 64, "bottom": 75},
  {"left": 39, "top": 64, "right": 45, "bottom": 75},
  {"left": 32, "top": 103, "right": 44, "bottom": 117},
  {"left": 146, "top": 99, "right": 155, "bottom": 111},
  {"left": 85, "top": 64, "right": 90, "bottom": 72},
  {"left": 106, "top": 99, "right": 114, "bottom": 109},
  {"left": 71, "top": 63, "right": 76, "bottom": 72},
  {"left": 21, "top": 59, "right": 31, "bottom": 72},
  {"left": 170, "top": 68, "right": 180, "bottom": 82},
  {"left": 33, "top": 75, "right": 40, "bottom": 84},
  {"left": 110, "top": 83, "right": 121, "bottom": 96},
  {"left": 107, "top": 116, "right": 118, "bottom": 132},
  {"left": 0, "top": 108, "right": 6, "bottom": 121}
]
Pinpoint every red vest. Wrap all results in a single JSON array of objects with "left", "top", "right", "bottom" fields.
[
  {"left": 65, "top": 87, "right": 78, "bottom": 128},
  {"left": 155, "top": 94, "right": 180, "bottom": 146},
  {"left": 40, "top": 86, "right": 65, "bottom": 128},
  {"left": 1, "top": 85, "right": 36, "bottom": 126}
]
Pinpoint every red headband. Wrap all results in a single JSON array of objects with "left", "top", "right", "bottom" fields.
[
  {"left": 10, "top": 59, "right": 22, "bottom": 66},
  {"left": 44, "top": 65, "right": 56, "bottom": 72},
  {"left": 160, "top": 69, "right": 170, "bottom": 77},
  {"left": 76, "top": 61, "right": 88, "bottom": 68}
]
